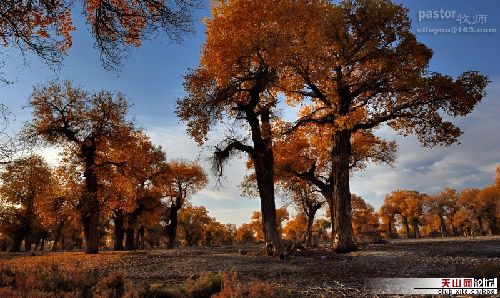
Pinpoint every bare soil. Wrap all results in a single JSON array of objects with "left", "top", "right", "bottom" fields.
[{"left": 1, "top": 236, "right": 499, "bottom": 297}]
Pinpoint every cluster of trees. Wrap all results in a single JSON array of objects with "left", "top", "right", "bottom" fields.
[
  {"left": 0, "top": 0, "right": 492, "bottom": 256},
  {"left": 380, "top": 167, "right": 500, "bottom": 238},
  {"left": 0, "top": 82, "right": 210, "bottom": 253},
  {"left": 177, "top": 0, "right": 488, "bottom": 253}
]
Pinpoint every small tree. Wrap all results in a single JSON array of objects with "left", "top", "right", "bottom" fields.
[
  {"left": 0, "top": 155, "right": 51, "bottom": 252},
  {"left": 162, "top": 160, "right": 207, "bottom": 248}
]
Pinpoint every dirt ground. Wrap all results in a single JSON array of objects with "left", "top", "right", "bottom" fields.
[{"left": 1, "top": 236, "right": 499, "bottom": 297}]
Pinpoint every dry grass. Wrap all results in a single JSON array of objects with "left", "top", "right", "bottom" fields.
[{"left": 0, "top": 236, "right": 498, "bottom": 297}]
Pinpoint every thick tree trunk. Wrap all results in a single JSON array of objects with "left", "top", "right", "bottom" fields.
[
  {"left": 486, "top": 213, "right": 497, "bottom": 235},
  {"left": 52, "top": 220, "right": 65, "bottom": 251},
  {"left": 477, "top": 215, "right": 485, "bottom": 236},
  {"left": 412, "top": 218, "right": 420, "bottom": 238},
  {"left": 166, "top": 203, "right": 180, "bottom": 249},
  {"left": 332, "top": 129, "right": 356, "bottom": 253},
  {"left": 402, "top": 216, "right": 411, "bottom": 238},
  {"left": 387, "top": 218, "right": 393, "bottom": 239},
  {"left": 439, "top": 215, "right": 447, "bottom": 237},
  {"left": 304, "top": 208, "right": 317, "bottom": 247},
  {"left": 248, "top": 108, "right": 281, "bottom": 254},
  {"left": 138, "top": 225, "right": 145, "bottom": 249},
  {"left": 113, "top": 210, "right": 125, "bottom": 251},
  {"left": 125, "top": 227, "right": 135, "bottom": 250},
  {"left": 83, "top": 143, "right": 99, "bottom": 254},
  {"left": 254, "top": 155, "right": 280, "bottom": 252}
]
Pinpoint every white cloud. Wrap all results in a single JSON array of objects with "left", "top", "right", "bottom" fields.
[
  {"left": 146, "top": 124, "right": 260, "bottom": 225},
  {"left": 352, "top": 79, "right": 500, "bottom": 210}
]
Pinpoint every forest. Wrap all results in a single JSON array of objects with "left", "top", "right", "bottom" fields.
[{"left": 0, "top": 0, "right": 498, "bottom": 297}]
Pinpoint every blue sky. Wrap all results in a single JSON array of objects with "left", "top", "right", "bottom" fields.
[{"left": 1, "top": 0, "right": 499, "bottom": 225}]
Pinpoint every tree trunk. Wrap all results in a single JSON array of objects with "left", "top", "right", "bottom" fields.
[
  {"left": 125, "top": 213, "right": 136, "bottom": 250},
  {"left": 113, "top": 210, "right": 125, "bottom": 251},
  {"left": 249, "top": 108, "right": 281, "bottom": 254},
  {"left": 304, "top": 209, "right": 316, "bottom": 247},
  {"left": 40, "top": 237, "right": 45, "bottom": 251},
  {"left": 138, "top": 226, "right": 145, "bottom": 249},
  {"left": 477, "top": 215, "right": 485, "bottom": 236},
  {"left": 411, "top": 218, "right": 420, "bottom": 238},
  {"left": 125, "top": 227, "right": 135, "bottom": 250},
  {"left": 331, "top": 129, "right": 356, "bottom": 253},
  {"left": 82, "top": 143, "right": 99, "bottom": 254},
  {"left": 52, "top": 220, "right": 65, "bottom": 251},
  {"left": 402, "top": 216, "right": 411, "bottom": 238},
  {"left": 439, "top": 215, "right": 447, "bottom": 237},
  {"left": 166, "top": 203, "right": 180, "bottom": 249},
  {"left": 486, "top": 212, "right": 497, "bottom": 236},
  {"left": 387, "top": 218, "right": 393, "bottom": 239}
]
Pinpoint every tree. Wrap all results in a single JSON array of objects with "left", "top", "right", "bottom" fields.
[
  {"left": 36, "top": 165, "right": 82, "bottom": 251},
  {"left": 236, "top": 223, "right": 256, "bottom": 244},
  {"left": 177, "top": 205, "right": 211, "bottom": 247},
  {"left": 0, "top": 104, "right": 16, "bottom": 164},
  {"left": 0, "top": 155, "right": 51, "bottom": 252},
  {"left": 0, "top": 0, "right": 198, "bottom": 73},
  {"left": 351, "top": 195, "right": 380, "bottom": 241},
  {"left": 382, "top": 190, "right": 425, "bottom": 238},
  {"left": 278, "top": 0, "right": 488, "bottom": 252},
  {"left": 285, "top": 183, "right": 324, "bottom": 246},
  {"left": 477, "top": 186, "right": 499, "bottom": 235},
  {"left": 424, "top": 188, "right": 459, "bottom": 237},
  {"left": 274, "top": 119, "right": 395, "bottom": 246},
  {"left": 162, "top": 160, "right": 207, "bottom": 248},
  {"left": 176, "top": 0, "right": 327, "bottom": 253},
  {"left": 25, "top": 81, "right": 134, "bottom": 254}
]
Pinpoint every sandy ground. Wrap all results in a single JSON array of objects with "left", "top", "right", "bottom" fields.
[{"left": 1, "top": 236, "right": 499, "bottom": 297}]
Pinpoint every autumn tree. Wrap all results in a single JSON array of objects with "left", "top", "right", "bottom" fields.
[
  {"left": 161, "top": 160, "right": 207, "bottom": 248},
  {"left": 177, "top": 205, "right": 211, "bottom": 247},
  {"left": 36, "top": 165, "right": 82, "bottom": 251},
  {"left": 424, "top": 188, "right": 459, "bottom": 237},
  {"left": 0, "top": 155, "right": 51, "bottom": 252},
  {"left": 312, "top": 218, "right": 331, "bottom": 243},
  {"left": 0, "top": 0, "right": 198, "bottom": 74},
  {"left": 285, "top": 184, "right": 324, "bottom": 246},
  {"left": 236, "top": 223, "right": 255, "bottom": 244},
  {"left": 477, "top": 186, "right": 499, "bottom": 235},
  {"left": 351, "top": 195, "right": 380, "bottom": 241},
  {"left": 176, "top": 0, "right": 328, "bottom": 253},
  {"left": 25, "top": 81, "right": 134, "bottom": 254},
  {"left": 277, "top": 0, "right": 488, "bottom": 252},
  {"left": 379, "top": 204, "right": 398, "bottom": 239},
  {"left": 0, "top": 104, "right": 15, "bottom": 164},
  {"left": 274, "top": 119, "right": 395, "bottom": 246}
]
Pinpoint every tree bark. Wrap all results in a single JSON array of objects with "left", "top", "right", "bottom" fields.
[
  {"left": 402, "top": 216, "right": 411, "bottom": 238},
  {"left": 411, "top": 218, "right": 420, "bottom": 238},
  {"left": 113, "top": 210, "right": 125, "bottom": 250},
  {"left": 166, "top": 201, "right": 181, "bottom": 249},
  {"left": 52, "top": 220, "right": 65, "bottom": 251},
  {"left": 439, "top": 215, "right": 447, "bottom": 237},
  {"left": 138, "top": 225, "right": 145, "bottom": 249},
  {"left": 332, "top": 129, "right": 356, "bottom": 253},
  {"left": 331, "top": 66, "right": 356, "bottom": 253},
  {"left": 387, "top": 218, "right": 393, "bottom": 239},
  {"left": 477, "top": 215, "right": 485, "bottom": 236},
  {"left": 82, "top": 142, "right": 100, "bottom": 254},
  {"left": 304, "top": 208, "right": 317, "bottom": 247},
  {"left": 486, "top": 212, "right": 497, "bottom": 236},
  {"left": 250, "top": 109, "right": 281, "bottom": 254}
]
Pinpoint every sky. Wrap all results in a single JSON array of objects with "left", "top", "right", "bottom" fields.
[{"left": 1, "top": 0, "right": 499, "bottom": 226}]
